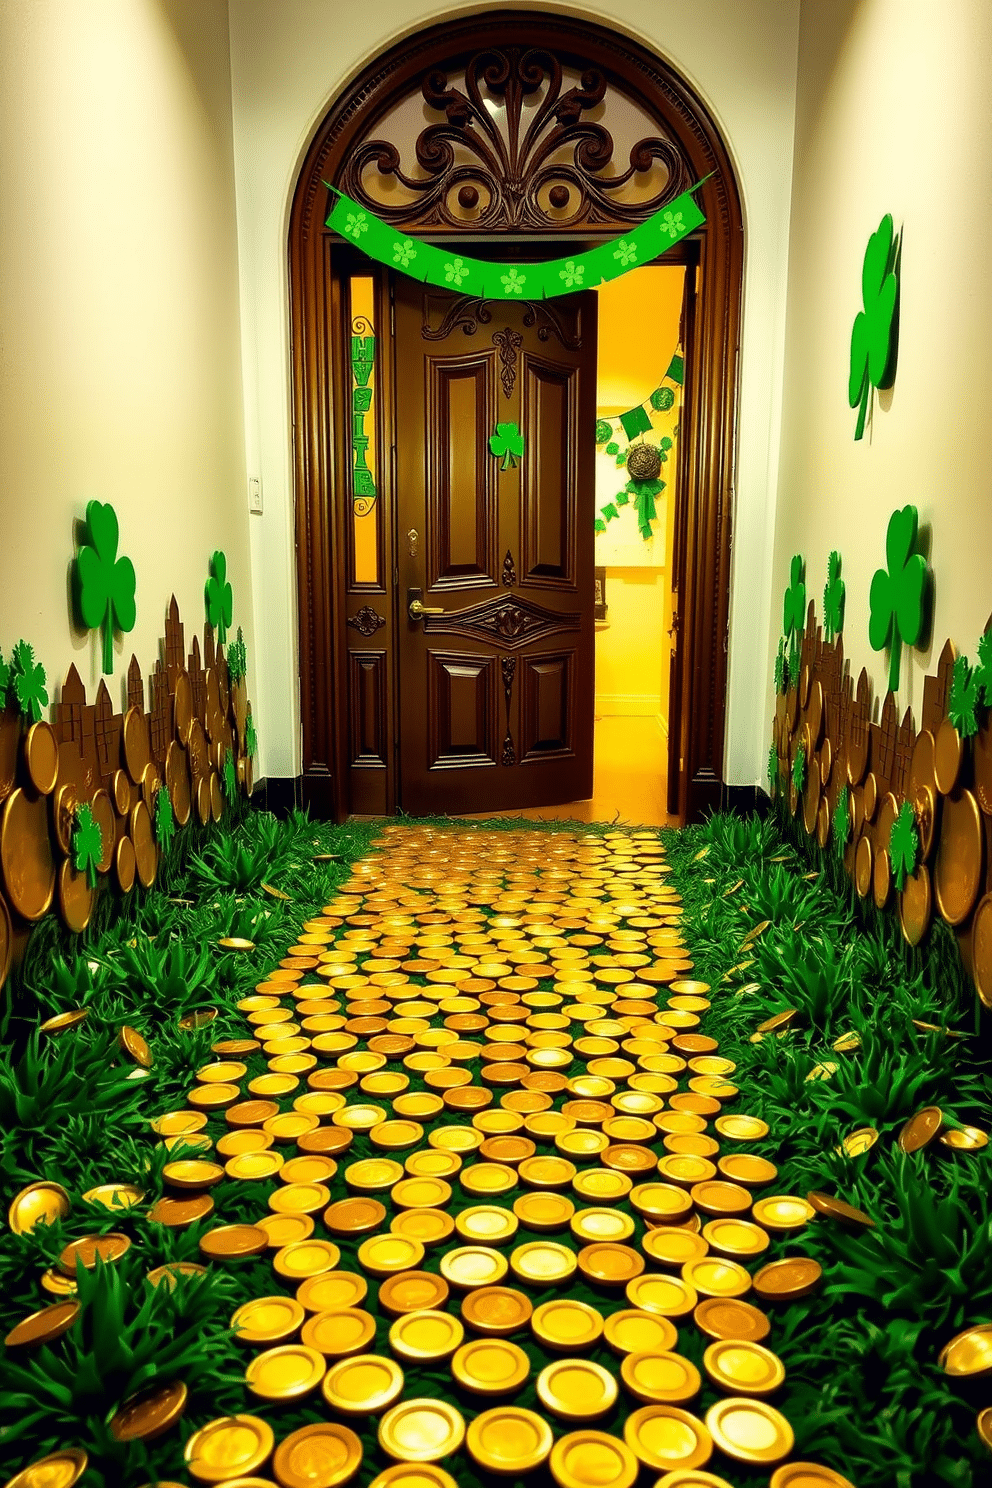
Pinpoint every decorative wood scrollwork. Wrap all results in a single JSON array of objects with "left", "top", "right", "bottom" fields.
[
  {"left": 347, "top": 606, "right": 387, "bottom": 637},
  {"left": 421, "top": 593, "right": 579, "bottom": 649},
  {"left": 421, "top": 293, "right": 581, "bottom": 350},
  {"left": 338, "top": 46, "right": 690, "bottom": 231},
  {"left": 501, "top": 655, "right": 517, "bottom": 765},
  {"left": 502, "top": 550, "right": 516, "bottom": 587},
  {"left": 492, "top": 327, "right": 523, "bottom": 398}
]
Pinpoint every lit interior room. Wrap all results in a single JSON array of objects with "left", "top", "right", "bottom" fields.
[{"left": 1, "top": 4, "right": 991, "bottom": 1486}]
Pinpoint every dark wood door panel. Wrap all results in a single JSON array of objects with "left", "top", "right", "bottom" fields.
[
  {"left": 520, "top": 357, "right": 577, "bottom": 588},
  {"left": 427, "top": 650, "right": 499, "bottom": 769},
  {"left": 427, "top": 354, "right": 499, "bottom": 591},
  {"left": 519, "top": 649, "right": 576, "bottom": 762}
]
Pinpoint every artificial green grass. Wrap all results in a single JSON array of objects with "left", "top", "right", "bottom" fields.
[{"left": 0, "top": 803, "right": 988, "bottom": 1486}]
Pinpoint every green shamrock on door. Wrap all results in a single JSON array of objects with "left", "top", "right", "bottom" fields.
[
  {"left": 490, "top": 422, "right": 525, "bottom": 470},
  {"left": 849, "top": 213, "right": 899, "bottom": 440}
]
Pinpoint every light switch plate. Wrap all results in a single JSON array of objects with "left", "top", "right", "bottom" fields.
[{"left": 248, "top": 476, "right": 263, "bottom": 514}]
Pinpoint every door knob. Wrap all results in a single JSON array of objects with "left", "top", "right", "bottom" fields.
[{"left": 407, "top": 588, "right": 444, "bottom": 622}]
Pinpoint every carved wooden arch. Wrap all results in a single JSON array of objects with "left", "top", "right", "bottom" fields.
[{"left": 290, "top": 10, "right": 743, "bottom": 821}]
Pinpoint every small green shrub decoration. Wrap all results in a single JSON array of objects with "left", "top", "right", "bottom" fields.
[
  {"left": 72, "top": 803, "right": 103, "bottom": 889},
  {"left": 948, "top": 655, "right": 981, "bottom": 739},
  {"left": 223, "top": 750, "right": 239, "bottom": 808},
  {"left": 154, "top": 784, "right": 175, "bottom": 855},
  {"left": 774, "top": 638, "right": 787, "bottom": 694},
  {"left": 975, "top": 630, "right": 992, "bottom": 706},
  {"left": 227, "top": 627, "right": 247, "bottom": 685},
  {"left": 791, "top": 745, "right": 806, "bottom": 795},
  {"left": 245, "top": 714, "right": 257, "bottom": 760},
  {"left": 9, "top": 640, "right": 49, "bottom": 724},
  {"left": 833, "top": 785, "right": 850, "bottom": 859},
  {"left": 889, "top": 800, "right": 918, "bottom": 892},
  {"left": 823, "top": 550, "right": 846, "bottom": 642}
]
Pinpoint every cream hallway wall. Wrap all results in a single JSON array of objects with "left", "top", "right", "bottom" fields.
[
  {"left": 0, "top": 0, "right": 251, "bottom": 711},
  {"left": 227, "top": 0, "right": 802, "bottom": 789},
  {"left": 773, "top": 0, "right": 992, "bottom": 728}
]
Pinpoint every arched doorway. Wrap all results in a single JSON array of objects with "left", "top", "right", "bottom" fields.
[{"left": 289, "top": 10, "right": 742, "bottom": 822}]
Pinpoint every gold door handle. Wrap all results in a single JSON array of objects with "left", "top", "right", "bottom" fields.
[{"left": 407, "top": 589, "right": 444, "bottom": 622}]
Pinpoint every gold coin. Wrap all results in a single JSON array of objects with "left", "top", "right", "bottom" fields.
[
  {"left": 58, "top": 1232, "right": 131, "bottom": 1274},
  {"left": 39, "top": 1008, "right": 89, "bottom": 1036},
  {"left": 324, "top": 1197, "right": 387, "bottom": 1235},
  {"left": 703, "top": 1338, "right": 785, "bottom": 1396},
  {"left": 367, "top": 1466, "right": 457, "bottom": 1488},
  {"left": 390, "top": 1308, "right": 464, "bottom": 1362},
  {"left": 405, "top": 1149, "right": 462, "bottom": 1179},
  {"left": 249, "top": 1348, "right": 328, "bottom": 1419},
  {"left": 163, "top": 1159, "right": 225, "bottom": 1190},
  {"left": 682, "top": 1258, "right": 751, "bottom": 1299},
  {"left": 455, "top": 1205, "right": 518, "bottom": 1245},
  {"left": 570, "top": 1206, "right": 634, "bottom": 1243},
  {"left": 623, "top": 1403, "right": 713, "bottom": 1472},
  {"left": 713, "top": 1114, "right": 769, "bottom": 1142},
  {"left": 461, "top": 1162, "right": 518, "bottom": 1197},
  {"left": 694, "top": 1296, "right": 771, "bottom": 1342},
  {"left": 392, "top": 1176, "right": 453, "bottom": 1210},
  {"left": 273, "top": 1239, "right": 342, "bottom": 1280},
  {"left": 751, "top": 1195, "right": 815, "bottom": 1232},
  {"left": 184, "top": 1414, "right": 276, "bottom": 1482},
  {"left": 704, "top": 1397, "right": 793, "bottom": 1464},
  {"left": 3, "top": 1450, "right": 88, "bottom": 1488},
  {"left": 378, "top": 1270, "right": 450, "bottom": 1317},
  {"left": 518, "top": 1155, "right": 577, "bottom": 1190},
  {"left": 577, "top": 1242, "right": 644, "bottom": 1287},
  {"left": 838, "top": 1126, "right": 878, "bottom": 1158},
  {"left": 377, "top": 1398, "right": 466, "bottom": 1462},
  {"left": 510, "top": 1239, "right": 577, "bottom": 1286},
  {"left": 512, "top": 1190, "right": 575, "bottom": 1231},
  {"left": 4, "top": 1299, "right": 80, "bottom": 1350},
  {"left": 428, "top": 1125, "right": 483, "bottom": 1154},
  {"left": 271, "top": 1422, "right": 363, "bottom": 1488},
  {"left": 256, "top": 1213, "right": 314, "bottom": 1249},
  {"left": 441, "top": 1245, "right": 509, "bottom": 1291},
  {"left": 898, "top": 1105, "right": 944, "bottom": 1153},
  {"left": 345, "top": 1158, "right": 404, "bottom": 1193},
  {"left": 806, "top": 1191, "right": 874, "bottom": 1230},
  {"left": 629, "top": 1182, "right": 692, "bottom": 1222},
  {"left": 548, "top": 1430, "right": 639, "bottom": 1488},
  {"left": 268, "top": 1181, "right": 332, "bottom": 1215},
  {"left": 621, "top": 1349, "right": 701, "bottom": 1405},
  {"left": 108, "top": 1378, "right": 188, "bottom": 1443},
  {"left": 225, "top": 1149, "right": 285, "bottom": 1181},
  {"left": 938, "top": 1323, "right": 992, "bottom": 1376},
  {"left": 81, "top": 1182, "right": 145, "bottom": 1210},
  {"left": 230, "top": 1294, "right": 306, "bottom": 1346},
  {"left": 301, "top": 1305, "right": 376, "bottom": 1358},
  {"left": 460, "top": 1285, "right": 533, "bottom": 1336},
  {"left": 119, "top": 1024, "right": 153, "bottom": 1067},
  {"left": 151, "top": 1110, "right": 209, "bottom": 1137},
  {"left": 296, "top": 1270, "right": 368, "bottom": 1313},
  {"left": 769, "top": 1465, "right": 858, "bottom": 1488},
  {"left": 452, "top": 1337, "right": 531, "bottom": 1396},
  {"left": 537, "top": 1358, "right": 618, "bottom": 1420},
  {"left": 752, "top": 1256, "right": 822, "bottom": 1302},
  {"left": 370, "top": 1119, "right": 424, "bottom": 1151},
  {"left": 701, "top": 1219, "right": 770, "bottom": 1259},
  {"left": 716, "top": 1154, "right": 778, "bottom": 1187},
  {"left": 466, "top": 1405, "right": 553, "bottom": 1475},
  {"left": 356, "top": 1233, "right": 426, "bottom": 1276},
  {"left": 940, "top": 1125, "right": 989, "bottom": 1151},
  {"left": 146, "top": 1261, "right": 207, "bottom": 1289},
  {"left": 8, "top": 1181, "right": 71, "bottom": 1234},
  {"left": 40, "top": 1268, "right": 78, "bottom": 1297},
  {"left": 280, "top": 1155, "right": 338, "bottom": 1185},
  {"left": 531, "top": 1298, "right": 604, "bottom": 1352},
  {"left": 625, "top": 1273, "right": 698, "bottom": 1319},
  {"left": 643, "top": 1227, "right": 709, "bottom": 1268},
  {"left": 603, "top": 1308, "right": 678, "bottom": 1356}
]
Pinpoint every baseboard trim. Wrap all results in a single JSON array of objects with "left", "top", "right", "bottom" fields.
[{"left": 594, "top": 694, "right": 662, "bottom": 717}]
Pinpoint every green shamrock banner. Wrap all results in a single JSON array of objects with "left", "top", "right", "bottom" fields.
[
  {"left": 594, "top": 352, "right": 683, "bottom": 540},
  {"left": 326, "top": 189, "right": 706, "bottom": 299},
  {"left": 351, "top": 327, "right": 376, "bottom": 514}
]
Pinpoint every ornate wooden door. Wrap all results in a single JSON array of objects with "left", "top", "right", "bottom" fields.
[{"left": 394, "top": 280, "right": 597, "bottom": 815}]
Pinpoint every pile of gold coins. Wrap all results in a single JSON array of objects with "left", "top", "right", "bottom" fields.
[{"left": 3, "top": 825, "right": 856, "bottom": 1488}]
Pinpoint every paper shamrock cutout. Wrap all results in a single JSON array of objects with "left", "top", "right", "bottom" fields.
[
  {"left": 767, "top": 745, "right": 779, "bottom": 797},
  {"left": 206, "top": 551, "right": 233, "bottom": 644},
  {"left": 245, "top": 713, "right": 257, "bottom": 759},
  {"left": 72, "top": 803, "right": 103, "bottom": 889},
  {"left": 774, "top": 639, "right": 787, "bottom": 694},
  {"left": 154, "top": 784, "right": 175, "bottom": 855},
  {"left": 77, "top": 501, "right": 137, "bottom": 675},
  {"left": 889, "top": 800, "right": 918, "bottom": 892},
  {"left": 823, "top": 551, "right": 845, "bottom": 642},
  {"left": 976, "top": 631, "right": 992, "bottom": 707},
  {"left": 849, "top": 213, "right": 899, "bottom": 440},
  {"left": 783, "top": 556, "right": 806, "bottom": 638},
  {"left": 791, "top": 745, "right": 806, "bottom": 795},
  {"left": 868, "top": 506, "right": 927, "bottom": 694},
  {"left": 10, "top": 641, "right": 48, "bottom": 724},
  {"left": 227, "top": 627, "right": 247, "bottom": 685},
  {"left": 223, "top": 750, "right": 239, "bottom": 808},
  {"left": 620, "top": 405, "right": 651, "bottom": 442},
  {"left": 948, "top": 656, "right": 981, "bottom": 739},
  {"left": 833, "top": 785, "right": 850, "bottom": 860},
  {"left": 489, "top": 423, "right": 525, "bottom": 471}
]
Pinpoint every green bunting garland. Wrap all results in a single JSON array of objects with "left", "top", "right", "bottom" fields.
[{"left": 327, "top": 189, "right": 706, "bottom": 300}]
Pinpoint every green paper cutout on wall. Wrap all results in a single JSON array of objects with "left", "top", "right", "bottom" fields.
[
  {"left": 767, "top": 746, "right": 779, "bottom": 797},
  {"left": 624, "top": 477, "right": 665, "bottom": 540},
  {"left": 868, "top": 506, "right": 927, "bottom": 694},
  {"left": 823, "top": 551, "right": 846, "bottom": 642},
  {"left": 783, "top": 556, "right": 806, "bottom": 638},
  {"left": 227, "top": 627, "right": 247, "bottom": 685},
  {"left": 948, "top": 656, "right": 981, "bottom": 739},
  {"left": 593, "top": 519, "right": 606, "bottom": 534},
  {"left": 326, "top": 187, "right": 706, "bottom": 299},
  {"left": 245, "top": 713, "right": 257, "bottom": 760},
  {"left": 205, "top": 552, "right": 233, "bottom": 645},
  {"left": 849, "top": 213, "right": 899, "bottom": 440},
  {"left": 651, "top": 386, "right": 675, "bottom": 412},
  {"left": 0, "top": 648, "right": 9, "bottom": 709},
  {"left": 77, "top": 501, "right": 137, "bottom": 675},
  {"left": 619, "top": 405, "right": 652, "bottom": 442},
  {"left": 601, "top": 503, "right": 619, "bottom": 523},
  {"left": 351, "top": 330, "right": 377, "bottom": 511},
  {"left": 72, "top": 803, "right": 103, "bottom": 890},
  {"left": 490, "top": 422, "right": 524, "bottom": 470},
  {"left": 774, "top": 639, "right": 787, "bottom": 694},
  {"left": 155, "top": 784, "right": 174, "bottom": 855},
  {"left": 10, "top": 641, "right": 48, "bottom": 724},
  {"left": 223, "top": 750, "right": 238, "bottom": 808},
  {"left": 975, "top": 631, "right": 992, "bottom": 707},
  {"left": 605, "top": 442, "right": 619, "bottom": 457},
  {"left": 791, "top": 745, "right": 806, "bottom": 795},
  {"left": 889, "top": 800, "right": 918, "bottom": 892},
  {"left": 833, "top": 785, "right": 850, "bottom": 860},
  {"left": 595, "top": 420, "right": 612, "bottom": 445}
]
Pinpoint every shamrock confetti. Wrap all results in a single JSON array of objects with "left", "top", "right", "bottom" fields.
[
  {"left": 10, "top": 641, "right": 48, "bottom": 724},
  {"left": 72, "top": 803, "right": 103, "bottom": 889},
  {"left": 489, "top": 422, "right": 525, "bottom": 470},
  {"left": 948, "top": 655, "right": 981, "bottom": 739},
  {"left": 823, "top": 550, "right": 846, "bottom": 642},
  {"left": 868, "top": 506, "right": 927, "bottom": 694},
  {"left": 889, "top": 800, "right": 918, "bottom": 893},
  {"left": 849, "top": 213, "right": 899, "bottom": 440},
  {"left": 833, "top": 785, "right": 850, "bottom": 861},
  {"left": 205, "top": 551, "right": 234, "bottom": 644},
  {"left": 154, "top": 784, "right": 175, "bottom": 856},
  {"left": 76, "top": 500, "right": 137, "bottom": 675}
]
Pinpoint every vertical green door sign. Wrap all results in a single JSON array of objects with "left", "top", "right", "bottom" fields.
[{"left": 351, "top": 330, "right": 376, "bottom": 515}]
